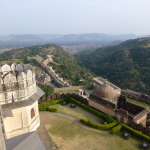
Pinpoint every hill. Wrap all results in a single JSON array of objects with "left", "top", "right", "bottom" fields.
[
  {"left": 0, "top": 44, "right": 94, "bottom": 85},
  {"left": 75, "top": 37, "right": 150, "bottom": 94}
]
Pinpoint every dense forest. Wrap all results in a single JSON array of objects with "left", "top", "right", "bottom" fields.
[
  {"left": 0, "top": 44, "right": 94, "bottom": 85},
  {"left": 75, "top": 37, "right": 150, "bottom": 94}
]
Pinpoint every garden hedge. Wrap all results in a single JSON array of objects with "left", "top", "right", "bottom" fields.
[
  {"left": 80, "top": 118, "right": 118, "bottom": 130},
  {"left": 110, "top": 124, "right": 123, "bottom": 134},
  {"left": 38, "top": 99, "right": 64, "bottom": 111},
  {"left": 122, "top": 124, "right": 150, "bottom": 143},
  {"left": 46, "top": 107, "right": 58, "bottom": 112}
]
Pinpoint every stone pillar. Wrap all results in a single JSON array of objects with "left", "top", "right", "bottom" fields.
[{"left": 78, "top": 89, "right": 83, "bottom": 96}]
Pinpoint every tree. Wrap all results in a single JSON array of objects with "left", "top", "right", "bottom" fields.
[
  {"left": 37, "top": 83, "right": 54, "bottom": 99},
  {"left": 64, "top": 94, "right": 72, "bottom": 103}
]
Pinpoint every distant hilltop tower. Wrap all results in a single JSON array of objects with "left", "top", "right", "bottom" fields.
[{"left": 0, "top": 63, "right": 44, "bottom": 139}]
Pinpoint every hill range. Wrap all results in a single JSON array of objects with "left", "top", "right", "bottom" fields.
[
  {"left": 0, "top": 33, "right": 141, "bottom": 51},
  {"left": 0, "top": 36, "right": 149, "bottom": 95},
  {"left": 75, "top": 37, "right": 150, "bottom": 95}
]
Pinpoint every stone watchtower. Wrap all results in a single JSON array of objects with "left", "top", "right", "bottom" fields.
[{"left": 0, "top": 63, "right": 44, "bottom": 140}]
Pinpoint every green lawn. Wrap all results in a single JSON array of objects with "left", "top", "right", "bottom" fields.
[
  {"left": 127, "top": 98, "right": 150, "bottom": 111},
  {"left": 40, "top": 112, "right": 142, "bottom": 150},
  {"left": 52, "top": 103, "right": 104, "bottom": 123}
]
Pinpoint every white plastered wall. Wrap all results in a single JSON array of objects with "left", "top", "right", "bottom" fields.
[{"left": 3, "top": 100, "right": 40, "bottom": 139}]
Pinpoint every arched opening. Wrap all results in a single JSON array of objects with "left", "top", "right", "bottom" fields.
[{"left": 31, "top": 108, "right": 35, "bottom": 119}]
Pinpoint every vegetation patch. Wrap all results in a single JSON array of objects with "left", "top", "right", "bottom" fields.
[
  {"left": 80, "top": 118, "right": 118, "bottom": 131},
  {"left": 46, "top": 107, "right": 58, "bottom": 112},
  {"left": 37, "top": 83, "right": 54, "bottom": 98},
  {"left": 38, "top": 99, "right": 64, "bottom": 111},
  {"left": 110, "top": 124, "right": 123, "bottom": 134}
]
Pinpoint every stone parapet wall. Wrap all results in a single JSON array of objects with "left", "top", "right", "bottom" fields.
[
  {"left": 89, "top": 94, "right": 116, "bottom": 109},
  {"left": 40, "top": 63, "right": 70, "bottom": 87},
  {"left": 0, "top": 64, "right": 36, "bottom": 105},
  {"left": 124, "top": 89, "right": 150, "bottom": 103},
  {"left": 38, "top": 93, "right": 88, "bottom": 105},
  {"left": 93, "top": 77, "right": 121, "bottom": 95}
]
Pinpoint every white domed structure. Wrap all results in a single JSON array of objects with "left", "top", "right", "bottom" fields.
[{"left": 0, "top": 63, "right": 44, "bottom": 139}]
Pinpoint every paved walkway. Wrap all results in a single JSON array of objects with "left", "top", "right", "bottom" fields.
[{"left": 49, "top": 112, "right": 109, "bottom": 134}]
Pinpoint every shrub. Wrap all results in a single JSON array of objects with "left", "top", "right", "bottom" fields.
[
  {"left": 110, "top": 124, "right": 123, "bottom": 134},
  {"left": 64, "top": 94, "right": 72, "bottom": 103},
  {"left": 80, "top": 118, "right": 118, "bottom": 130},
  {"left": 37, "top": 83, "right": 54, "bottom": 98},
  {"left": 39, "top": 99, "right": 64, "bottom": 111},
  {"left": 46, "top": 107, "right": 58, "bottom": 112},
  {"left": 39, "top": 107, "right": 47, "bottom": 111},
  {"left": 122, "top": 124, "right": 150, "bottom": 143}
]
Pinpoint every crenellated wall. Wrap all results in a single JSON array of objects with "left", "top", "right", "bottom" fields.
[{"left": 0, "top": 64, "right": 37, "bottom": 105}]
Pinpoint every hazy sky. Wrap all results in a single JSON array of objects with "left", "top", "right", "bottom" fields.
[{"left": 1, "top": 0, "right": 150, "bottom": 35}]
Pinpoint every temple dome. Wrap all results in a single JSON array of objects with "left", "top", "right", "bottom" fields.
[{"left": 92, "top": 82, "right": 116, "bottom": 99}]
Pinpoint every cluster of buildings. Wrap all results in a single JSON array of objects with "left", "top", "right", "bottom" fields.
[{"left": 79, "top": 77, "right": 150, "bottom": 136}]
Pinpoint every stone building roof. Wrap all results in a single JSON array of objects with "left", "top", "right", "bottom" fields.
[{"left": 92, "top": 82, "right": 117, "bottom": 99}]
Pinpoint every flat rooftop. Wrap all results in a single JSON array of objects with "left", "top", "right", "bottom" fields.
[{"left": 93, "top": 77, "right": 121, "bottom": 90}]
